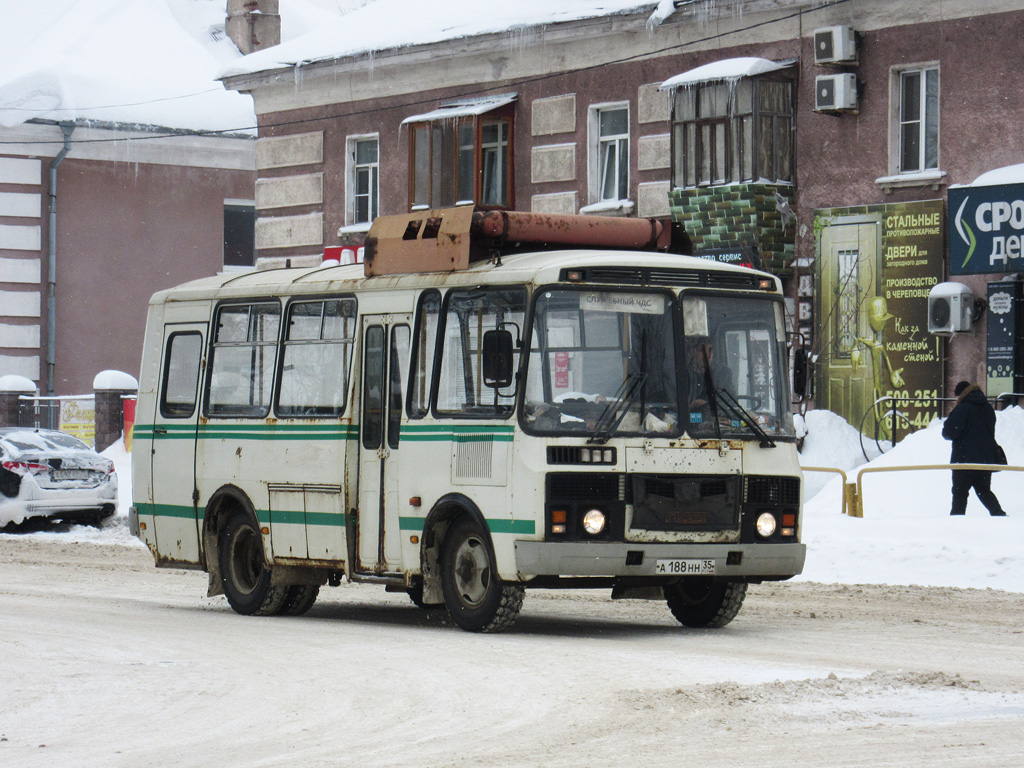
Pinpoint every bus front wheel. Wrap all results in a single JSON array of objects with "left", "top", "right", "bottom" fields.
[
  {"left": 664, "top": 578, "right": 747, "bottom": 628},
  {"left": 219, "top": 510, "right": 288, "bottom": 616},
  {"left": 441, "top": 517, "right": 524, "bottom": 633}
]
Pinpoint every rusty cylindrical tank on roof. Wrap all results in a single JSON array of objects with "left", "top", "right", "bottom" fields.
[{"left": 474, "top": 211, "right": 674, "bottom": 252}]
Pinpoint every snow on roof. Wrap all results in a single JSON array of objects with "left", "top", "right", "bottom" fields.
[
  {"left": 219, "top": 0, "right": 658, "bottom": 80},
  {"left": 0, "top": 0, "right": 343, "bottom": 134},
  {"left": 660, "top": 56, "right": 794, "bottom": 90},
  {"left": 950, "top": 163, "right": 1024, "bottom": 189},
  {"left": 400, "top": 94, "right": 517, "bottom": 124}
]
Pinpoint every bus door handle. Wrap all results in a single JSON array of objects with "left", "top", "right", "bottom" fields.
[
  {"left": 153, "top": 427, "right": 168, "bottom": 435},
  {"left": 376, "top": 447, "right": 391, "bottom": 459}
]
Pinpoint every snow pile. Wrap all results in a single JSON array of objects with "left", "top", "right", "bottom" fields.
[
  {"left": 798, "top": 407, "right": 1024, "bottom": 591},
  {"left": 796, "top": 408, "right": 884, "bottom": 498}
]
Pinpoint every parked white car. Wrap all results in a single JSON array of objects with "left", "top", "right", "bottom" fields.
[{"left": 0, "top": 428, "right": 117, "bottom": 528}]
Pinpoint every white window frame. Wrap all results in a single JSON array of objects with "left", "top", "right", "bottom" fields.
[
  {"left": 346, "top": 134, "right": 379, "bottom": 228},
  {"left": 585, "top": 102, "right": 632, "bottom": 215},
  {"left": 890, "top": 63, "right": 940, "bottom": 177}
]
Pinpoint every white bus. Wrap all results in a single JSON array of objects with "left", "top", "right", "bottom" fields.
[{"left": 131, "top": 208, "right": 805, "bottom": 633}]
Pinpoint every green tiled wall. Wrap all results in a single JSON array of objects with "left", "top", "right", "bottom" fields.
[{"left": 668, "top": 184, "right": 796, "bottom": 275}]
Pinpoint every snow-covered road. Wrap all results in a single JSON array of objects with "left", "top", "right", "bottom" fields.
[{"left": 2, "top": 536, "right": 1022, "bottom": 767}]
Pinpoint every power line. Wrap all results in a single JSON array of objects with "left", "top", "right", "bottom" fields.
[{"left": 0, "top": 0, "right": 852, "bottom": 147}]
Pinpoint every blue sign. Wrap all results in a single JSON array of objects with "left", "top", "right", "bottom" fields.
[{"left": 949, "top": 183, "right": 1024, "bottom": 275}]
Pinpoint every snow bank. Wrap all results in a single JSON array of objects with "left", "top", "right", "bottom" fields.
[{"left": 799, "top": 407, "right": 1024, "bottom": 591}]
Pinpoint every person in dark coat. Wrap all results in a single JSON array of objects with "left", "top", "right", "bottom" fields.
[{"left": 941, "top": 381, "right": 1006, "bottom": 516}]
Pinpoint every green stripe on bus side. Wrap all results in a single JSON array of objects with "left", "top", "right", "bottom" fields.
[
  {"left": 142, "top": 505, "right": 531, "bottom": 535},
  {"left": 136, "top": 423, "right": 359, "bottom": 441},
  {"left": 136, "top": 503, "right": 200, "bottom": 520},
  {"left": 400, "top": 517, "right": 534, "bottom": 535},
  {"left": 400, "top": 428, "right": 515, "bottom": 432},
  {"left": 138, "top": 423, "right": 513, "bottom": 443},
  {"left": 265, "top": 510, "right": 350, "bottom": 527}
]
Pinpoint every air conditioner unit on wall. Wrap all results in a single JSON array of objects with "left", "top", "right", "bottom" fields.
[
  {"left": 928, "top": 282, "right": 975, "bottom": 335},
  {"left": 814, "top": 25, "right": 857, "bottom": 65},
  {"left": 815, "top": 73, "right": 858, "bottom": 112}
]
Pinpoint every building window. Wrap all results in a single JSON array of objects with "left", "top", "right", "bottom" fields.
[
  {"left": 896, "top": 66, "right": 939, "bottom": 174},
  {"left": 670, "top": 78, "right": 793, "bottom": 188},
  {"left": 591, "top": 104, "right": 629, "bottom": 203},
  {"left": 349, "top": 136, "right": 379, "bottom": 225},
  {"left": 223, "top": 202, "right": 255, "bottom": 267},
  {"left": 406, "top": 98, "right": 514, "bottom": 210}
]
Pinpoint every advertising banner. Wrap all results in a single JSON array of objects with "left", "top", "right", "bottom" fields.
[
  {"left": 986, "top": 282, "right": 1019, "bottom": 398},
  {"left": 815, "top": 200, "right": 944, "bottom": 438},
  {"left": 878, "top": 200, "right": 945, "bottom": 429},
  {"left": 949, "top": 183, "right": 1024, "bottom": 275},
  {"left": 59, "top": 397, "right": 96, "bottom": 447}
]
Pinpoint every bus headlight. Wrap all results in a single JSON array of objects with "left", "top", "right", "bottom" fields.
[
  {"left": 755, "top": 512, "right": 777, "bottom": 538},
  {"left": 582, "top": 509, "right": 606, "bottom": 535}
]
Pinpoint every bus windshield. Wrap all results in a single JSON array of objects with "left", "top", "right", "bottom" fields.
[
  {"left": 682, "top": 294, "right": 794, "bottom": 439},
  {"left": 523, "top": 289, "right": 680, "bottom": 438},
  {"left": 522, "top": 289, "right": 795, "bottom": 441}
]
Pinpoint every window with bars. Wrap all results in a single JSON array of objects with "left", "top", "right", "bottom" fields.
[
  {"left": 670, "top": 77, "right": 793, "bottom": 189},
  {"left": 835, "top": 249, "right": 860, "bottom": 359}
]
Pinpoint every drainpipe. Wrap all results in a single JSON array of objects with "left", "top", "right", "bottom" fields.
[{"left": 46, "top": 123, "right": 74, "bottom": 397}]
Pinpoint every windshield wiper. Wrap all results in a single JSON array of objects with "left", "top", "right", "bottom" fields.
[
  {"left": 714, "top": 387, "right": 776, "bottom": 448},
  {"left": 588, "top": 372, "right": 647, "bottom": 445}
]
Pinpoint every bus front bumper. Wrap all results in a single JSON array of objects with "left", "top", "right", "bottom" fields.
[{"left": 514, "top": 540, "right": 805, "bottom": 580}]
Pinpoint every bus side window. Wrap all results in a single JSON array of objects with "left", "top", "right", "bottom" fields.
[
  {"left": 435, "top": 287, "right": 526, "bottom": 418},
  {"left": 207, "top": 302, "right": 280, "bottom": 417},
  {"left": 160, "top": 332, "right": 202, "bottom": 418},
  {"left": 408, "top": 290, "right": 441, "bottom": 418},
  {"left": 278, "top": 298, "right": 356, "bottom": 417},
  {"left": 387, "top": 325, "right": 410, "bottom": 449}
]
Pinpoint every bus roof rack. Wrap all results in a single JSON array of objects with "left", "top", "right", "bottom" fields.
[{"left": 362, "top": 207, "right": 691, "bottom": 277}]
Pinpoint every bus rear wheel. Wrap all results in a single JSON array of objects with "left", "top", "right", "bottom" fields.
[
  {"left": 219, "top": 510, "right": 288, "bottom": 616},
  {"left": 441, "top": 517, "right": 524, "bottom": 633},
  {"left": 664, "top": 578, "right": 747, "bottom": 628},
  {"left": 281, "top": 584, "right": 319, "bottom": 616}
]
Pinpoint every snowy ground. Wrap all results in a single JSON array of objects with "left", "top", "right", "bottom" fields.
[{"left": 2, "top": 410, "right": 1023, "bottom": 766}]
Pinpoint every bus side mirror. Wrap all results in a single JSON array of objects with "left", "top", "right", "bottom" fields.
[
  {"left": 483, "top": 329, "right": 514, "bottom": 388},
  {"left": 793, "top": 347, "right": 808, "bottom": 397}
]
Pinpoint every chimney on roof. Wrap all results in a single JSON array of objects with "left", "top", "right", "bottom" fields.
[{"left": 226, "top": 0, "right": 281, "bottom": 55}]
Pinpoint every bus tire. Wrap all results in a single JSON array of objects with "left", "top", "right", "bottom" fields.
[
  {"left": 441, "top": 517, "right": 524, "bottom": 633},
  {"left": 219, "top": 510, "right": 288, "bottom": 616},
  {"left": 664, "top": 578, "right": 747, "bottom": 628},
  {"left": 281, "top": 584, "right": 319, "bottom": 616}
]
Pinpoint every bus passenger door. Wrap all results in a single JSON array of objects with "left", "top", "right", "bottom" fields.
[
  {"left": 358, "top": 316, "right": 411, "bottom": 572},
  {"left": 149, "top": 322, "right": 206, "bottom": 564}
]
